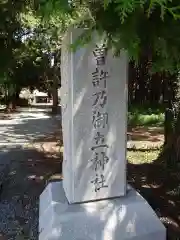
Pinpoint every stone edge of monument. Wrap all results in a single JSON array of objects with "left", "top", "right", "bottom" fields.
[{"left": 39, "top": 181, "right": 166, "bottom": 240}]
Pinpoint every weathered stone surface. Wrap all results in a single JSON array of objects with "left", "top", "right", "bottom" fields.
[{"left": 61, "top": 29, "right": 128, "bottom": 203}]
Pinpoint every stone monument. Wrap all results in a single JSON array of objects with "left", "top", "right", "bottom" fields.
[{"left": 39, "top": 29, "right": 166, "bottom": 240}]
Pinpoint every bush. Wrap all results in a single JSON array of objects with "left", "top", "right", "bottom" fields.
[{"left": 128, "top": 104, "right": 164, "bottom": 127}]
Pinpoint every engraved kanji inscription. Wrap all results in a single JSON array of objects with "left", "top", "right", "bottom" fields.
[
  {"left": 90, "top": 151, "right": 109, "bottom": 171},
  {"left": 92, "top": 111, "right": 108, "bottom": 129},
  {"left": 93, "top": 44, "right": 107, "bottom": 66},
  {"left": 91, "top": 68, "right": 109, "bottom": 88},
  {"left": 91, "top": 131, "right": 108, "bottom": 151},
  {"left": 92, "top": 68, "right": 100, "bottom": 87},
  {"left": 91, "top": 174, "right": 108, "bottom": 192},
  {"left": 92, "top": 90, "right": 107, "bottom": 108},
  {"left": 100, "top": 69, "right": 109, "bottom": 88}
]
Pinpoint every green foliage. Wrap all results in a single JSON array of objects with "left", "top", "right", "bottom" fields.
[
  {"left": 104, "top": 0, "right": 145, "bottom": 22},
  {"left": 0, "top": 0, "right": 23, "bottom": 78},
  {"left": 104, "top": 0, "right": 180, "bottom": 21},
  {"left": 0, "top": 0, "right": 180, "bottom": 99},
  {"left": 128, "top": 105, "right": 164, "bottom": 126},
  {"left": 40, "top": 0, "right": 180, "bottom": 73},
  {"left": 128, "top": 112, "right": 164, "bottom": 126},
  {"left": 97, "top": 1, "right": 180, "bottom": 72},
  {"left": 0, "top": 0, "right": 64, "bottom": 96}
]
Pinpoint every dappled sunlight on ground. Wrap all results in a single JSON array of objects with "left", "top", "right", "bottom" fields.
[
  {"left": 127, "top": 126, "right": 180, "bottom": 239},
  {"left": 128, "top": 161, "right": 180, "bottom": 239},
  {"left": 0, "top": 107, "right": 62, "bottom": 239},
  {"left": 127, "top": 149, "right": 159, "bottom": 164},
  {"left": 0, "top": 106, "right": 61, "bottom": 145},
  {"left": 0, "top": 145, "right": 62, "bottom": 239},
  {"left": 0, "top": 106, "right": 178, "bottom": 239},
  {"left": 128, "top": 126, "right": 164, "bottom": 141}
]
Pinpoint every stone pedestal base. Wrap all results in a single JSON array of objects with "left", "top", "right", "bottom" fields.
[{"left": 39, "top": 181, "right": 166, "bottom": 240}]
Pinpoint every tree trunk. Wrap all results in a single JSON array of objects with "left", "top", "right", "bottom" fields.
[
  {"left": 158, "top": 73, "right": 180, "bottom": 166},
  {"left": 6, "top": 94, "right": 16, "bottom": 111},
  {"left": 51, "top": 50, "right": 60, "bottom": 115},
  {"left": 159, "top": 106, "right": 180, "bottom": 167},
  {"left": 4, "top": 84, "right": 8, "bottom": 107},
  {"left": 128, "top": 61, "right": 136, "bottom": 104},
  {"left": 149, "top": 73, "right": 162, "bottom": 106},
  {"left": 5, "top": 85, "right": 20, "bottom": 112},
  {"left": 164, "top": 106, "right": 174, "bottom": 145},
  {"left": 162, "top": 73, "right": 178, "bottom": 142},
  {"left": 134, "top": 54, "right": 149, "bottom": 105},
  {"left": 51, "top": 75, "right": 59, "bottom": 114}
]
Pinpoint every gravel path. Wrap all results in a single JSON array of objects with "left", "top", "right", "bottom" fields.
[{"left": 0, "top": 108, "right": 62, "bottom": 239}]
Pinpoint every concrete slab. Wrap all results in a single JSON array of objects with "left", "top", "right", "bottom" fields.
[{"left": 39, "top": 181, "right": 166, "bottom": 240}]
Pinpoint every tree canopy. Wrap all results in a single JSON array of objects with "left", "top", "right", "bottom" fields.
[
  {"left": 37, "top": 0, "right": 180, "bottom": 73},
  {"left": 0, "top": 0, "right": 180, "bottom": 93},
  {"left": 0, "top": 0, "right": 180, "bottom": 111}
]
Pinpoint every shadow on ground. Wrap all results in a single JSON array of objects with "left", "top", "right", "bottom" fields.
[
  {"left": 1, "top": 144, "right": 178, "bottom": 239},
  {"left": 128, "top": 160, "right": 180, "bottom": 240},
  {"left": 0, "top": 107, "right": 177, "bottom": 239},
  {"left": 127, "top": 126, "right": 164, "bottom": 142},
  {"left": 0, "top": 145, "right": 62, "bottom": 239},
  {"left": 0, "top": 108, "right": 62, "bottom": 145}
]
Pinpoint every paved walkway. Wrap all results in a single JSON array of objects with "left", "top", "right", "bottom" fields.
[{"left": 0, "top": 108, "right": 62, "bottom": 239}]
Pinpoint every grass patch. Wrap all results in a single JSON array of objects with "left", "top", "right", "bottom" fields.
[
  {"left": 127, "top": 149, "right": 160, "bottom": 164},
  {"left": 128, "top": 112, "right": 164, "bottom": 126},
  {"left": 128, "top": 105, "right": 164, "bottom": 127}
]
